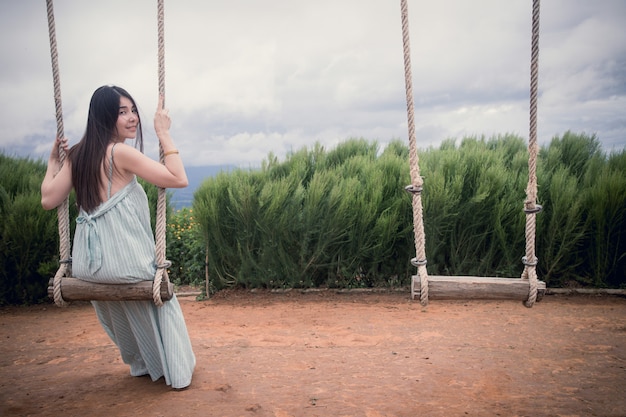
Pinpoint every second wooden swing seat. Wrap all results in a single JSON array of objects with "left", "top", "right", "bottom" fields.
[
  {"left": 400, "top": 0, "right": 546, "bottom": 306},
  {"left": 411, "top": 276, "right": 546, "bottom": 301}
]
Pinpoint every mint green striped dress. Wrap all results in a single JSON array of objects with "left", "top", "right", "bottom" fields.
[{"left": 72, "top": 146, "right": 195, "bottom": 389}]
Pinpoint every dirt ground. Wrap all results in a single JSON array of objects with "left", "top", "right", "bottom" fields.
[{"left": 1, "top": 290, "right": 625, "bottom": 417}]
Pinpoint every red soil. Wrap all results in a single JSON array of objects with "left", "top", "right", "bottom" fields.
[{"left": 1, "top": 290, "right": 625, "bottom": 417}]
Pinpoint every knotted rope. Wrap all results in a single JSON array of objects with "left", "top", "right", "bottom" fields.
[
  {"left": 521, "top": 0, "right": 542, "bottom": 308},
  {"left": 400, "top": 0, "right": 429, "bottom": 306},
  {"left": 46, "top": 0, "right": 70, "bottom": 307},
  {"left": 152, "top": 0, "right": 170, "bottom": 306}
]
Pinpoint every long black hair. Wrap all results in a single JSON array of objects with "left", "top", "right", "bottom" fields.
[{"left": 69, "top": 85, "right": 143, "bottom": 212}]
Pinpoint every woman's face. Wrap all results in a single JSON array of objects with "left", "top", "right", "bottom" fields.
[{"left": 115, "top": 96, "right": 139, "bottom": 141}]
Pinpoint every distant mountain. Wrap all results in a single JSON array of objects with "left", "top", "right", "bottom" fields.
[{"left": 170, "top": 165, "right": 235, "bottom": 209}]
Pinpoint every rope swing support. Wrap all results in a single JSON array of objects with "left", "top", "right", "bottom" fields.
[
  {"left": 46, "top": 0, "right": 173, "bottom": 306},
  {"left": 400, "top": 0, "right": 546, "bottom": 307}
]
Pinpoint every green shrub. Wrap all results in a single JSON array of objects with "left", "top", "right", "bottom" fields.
[
  {"left": 420, "top": 135, "right": 528, "bottom": 277},
  {"left": 166, "top": 207, "right": 205, "bottom": 287},
  {"left": 537, "top": 132, "right": 626, "bottom": 287},
  {"left": 194, "top": 140, "right": 415, "bottom": 292},
  {"left": 0, "top": 155, "right": 67, "bottom": 305},
  {"left": 193, "top": 134, "right": 626, "bottom": 292}
]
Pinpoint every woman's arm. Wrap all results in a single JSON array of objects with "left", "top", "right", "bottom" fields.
[
  {"left": 113, "top": 143, "right": 188, "bottom": 189},
  {"left": 114, "top": 96, "right": 188, "bottom": 189},
  {"left": 41, "top": 137, "right": 73, "bottom": 210}
]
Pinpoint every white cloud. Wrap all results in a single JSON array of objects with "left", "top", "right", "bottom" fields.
[{"left": 0, "top": 0, "right": 624, "bottom": 166}]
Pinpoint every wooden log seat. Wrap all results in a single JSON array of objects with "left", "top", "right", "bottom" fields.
[{"left": 411, "top": 275, "right": 546, "bottom": 301}]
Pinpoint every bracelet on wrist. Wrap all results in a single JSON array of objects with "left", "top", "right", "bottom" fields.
[{"left": 164, "top": 149, "right": 179, "bottom": 157}]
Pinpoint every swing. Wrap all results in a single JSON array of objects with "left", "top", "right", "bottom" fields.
[
  {"left": 399, "top": 0, "right": 547, "bottom": 307},
  {"left": 45, "top": 0, "right": 173, "bottom": 306}
]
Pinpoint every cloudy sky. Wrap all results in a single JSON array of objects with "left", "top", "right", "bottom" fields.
[{"left": 1, "top": 0, "right": 624, "bottom": 167}]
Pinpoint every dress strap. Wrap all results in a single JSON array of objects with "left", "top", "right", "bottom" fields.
[{"left": 107, "top": 143, "right": 118, "bottom": 199}]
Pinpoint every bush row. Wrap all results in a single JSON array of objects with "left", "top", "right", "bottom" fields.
[
  {"left": 193, "top": 132, "right": 626, "bottom": 292},
  {"left": 1, "top": 132, "right": 624, "bottom": 304}
]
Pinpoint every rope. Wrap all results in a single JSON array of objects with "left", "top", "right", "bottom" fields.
[
  {"left": 153, "top": 0, "right": 169, "bottom": 306},
  {"left": 400, "top": 0, "right": 429, "bottom": 306},
  {"left": 46, "top": 0, "right": 69, "bottom": 307},
  {"left": 522, "top": 0, "right": 541, "bottom": 308}
]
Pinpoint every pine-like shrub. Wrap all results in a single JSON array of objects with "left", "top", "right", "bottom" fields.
[
  {"left": 193, "top": 134, "right": 626, "bottom": 292},
  {"left": 0, "top": 155, "right": 66, "bottom": 305}
]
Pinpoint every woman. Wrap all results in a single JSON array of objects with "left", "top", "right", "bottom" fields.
[{"left": 41, "top": 85, "right": 195, "bottom": 390}]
